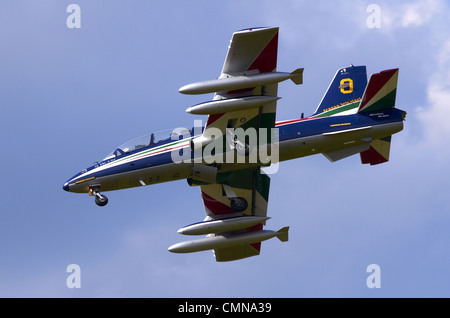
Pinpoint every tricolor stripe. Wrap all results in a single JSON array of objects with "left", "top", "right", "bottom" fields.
[
  {"left": 359, "top": 69, "right": 399, "bottom": 112},
  {"left": 247, "top": 31, "right": 278, "bottom": 73},
  {"left": 360, "top": 135, "right": 392, "bottom": 165},
  {"left": 71, "top": 139, "right": 190, "bottom": 182}
]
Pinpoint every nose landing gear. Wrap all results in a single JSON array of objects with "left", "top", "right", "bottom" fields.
[
  {"left": 89, "top": 186, "right": 108, "bottom": 207},
  {"left": 94, "top": 193, "right": 108, "bottom": 206}
]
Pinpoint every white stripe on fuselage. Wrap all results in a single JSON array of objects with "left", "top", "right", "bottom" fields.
[{"left": 71, "top": 139, "right": 190, "bottom": 183}]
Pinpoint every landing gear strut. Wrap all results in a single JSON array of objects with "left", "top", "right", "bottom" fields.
[
  {"left": 90, "top": 186, "right": 108, "bottom": 207},
  {"left": 222, "top": 184, "right": 248, "bottom": 212}
]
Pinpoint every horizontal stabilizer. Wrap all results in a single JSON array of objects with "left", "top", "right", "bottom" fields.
[
  {"left": 360, "top": 136, "right": 392, "bottom": 165},
  {"left": 359, "top": 69, "right": 399, "bottom": 112}
]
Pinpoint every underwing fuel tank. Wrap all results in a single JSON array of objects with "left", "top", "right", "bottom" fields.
[
  {"left": 185, "top": 96, "right": 280, "bottom": 115},
  {"left": 177, "top": 215, "right": 271, "bottom": 235},
  {"left": 179, "top": 69, "right": 303, "bottom": 95},
  {"left": 168, "top": 227, "right": 289, "bottom": 254}
]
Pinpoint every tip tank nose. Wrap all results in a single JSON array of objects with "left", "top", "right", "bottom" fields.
[{"left": 63, "top": 182, "right": 69, "bottom": 192}]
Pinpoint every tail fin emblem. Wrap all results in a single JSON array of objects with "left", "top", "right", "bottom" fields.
[{"left": 340, "top": 78, "right": 354, "bottom": 94}]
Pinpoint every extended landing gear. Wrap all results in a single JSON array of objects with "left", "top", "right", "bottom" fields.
[
  {"left": 222, "top": 184, "right": 248, "bottom": 212},
  {"left": 230, "top": 197, "right": 248, "bottom": 212},
  {"left": 90, "top": 186, "right": 108, "bottom": 207},
  {"left": 94, "top": 193, "right": 108, "bottom": 207}
]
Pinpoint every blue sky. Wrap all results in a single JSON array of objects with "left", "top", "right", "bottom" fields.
[{"left": 0, "top": 0, "right": 449, "bottom": 297}]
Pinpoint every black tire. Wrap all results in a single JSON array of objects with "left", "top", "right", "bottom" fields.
[
  {"left": 95, "top": 194, "right": 108, "bottom": 207},
  {"left": 230, "top": 197, "right": 248, "bottom": 212},
  {"left": 235, "top": 142, "right": 250, "bottom": 156}
]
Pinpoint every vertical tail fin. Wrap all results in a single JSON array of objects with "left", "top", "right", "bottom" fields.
[
  {"left": 358, "top": 68, "right": 399, "bottom": 112},
  {"left": 312, "top": 65, "right": 367, "bottom": 117}
]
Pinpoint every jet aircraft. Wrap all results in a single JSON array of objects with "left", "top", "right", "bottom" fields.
[{"left": 63, "top": 27, "right": 406, "bottom": 261}]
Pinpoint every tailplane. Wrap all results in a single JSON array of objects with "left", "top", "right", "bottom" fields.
[
  {"left": 358, "top": 68, "right": 399, "bottom": 113},
  {"left": 360, "top": 135, "right": 392, "bottom": 165},
  {"left": 312, "top": 65, "right": 367, "bottom": 117},
  {"left": 358, "top": 69, "right": 400, "bottom": 164}
]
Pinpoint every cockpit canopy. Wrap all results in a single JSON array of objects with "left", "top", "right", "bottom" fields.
[{"left": 103, "top": 129, "right": 186, "bottom": 161}]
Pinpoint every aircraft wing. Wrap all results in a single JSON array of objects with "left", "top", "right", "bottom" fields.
[
  {"left": 200, "top": 167, "right": 271, "bottom": 261},
  {"left": 200, "top": 27, "right": 280, "bottom": 261},
  {"left": 172, "top": 27, "right": 295, "bottom": 261},
  {"left": 203, "top": 27, "right": 280, "bottom": 147}
]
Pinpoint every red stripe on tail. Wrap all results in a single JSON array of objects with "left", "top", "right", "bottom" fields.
[
  {"left": 360, "top": 146, "right": 388, "bottom": 165},
  {"left": 359, "top": 68, "right": 398, "bottom": 111},
  {"left": 247, "top": 32, "right": 278, "bottom": 73}
]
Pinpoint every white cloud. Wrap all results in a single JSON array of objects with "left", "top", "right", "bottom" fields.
[
  {"left": 401, "top": 0, "right": 443, "bottom": 27},
  {"left": 374, "top": 0, "right": 450, "bottom": 157},
  {"left": 415, "top": 39, "right": 450, "bottom": 152},
  {"left": 383, "top": 0, "right": 445, "bottom": 29}
]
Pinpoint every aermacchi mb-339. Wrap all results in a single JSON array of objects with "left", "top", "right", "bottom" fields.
[{"left": 63, "top": 27, "right": 406, "bottom": 261}]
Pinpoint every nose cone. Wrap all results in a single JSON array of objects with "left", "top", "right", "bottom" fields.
[{"left": 63, "top": 182, "right": 69, "bottom": 192}]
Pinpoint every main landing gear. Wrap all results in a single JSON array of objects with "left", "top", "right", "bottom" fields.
[
  {"left": 89, "top": 186, "right": 108, "bottom": 207},
  {"left": 230, "top": 197, "right": 248, "bottom": 212},
  {"left": 222, "top": 184, "right": 248, "bottom": 212}
]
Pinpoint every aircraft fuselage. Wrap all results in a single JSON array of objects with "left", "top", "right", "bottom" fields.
[{"left": 63, "top": 107, "right": 405, "bottom": 196}]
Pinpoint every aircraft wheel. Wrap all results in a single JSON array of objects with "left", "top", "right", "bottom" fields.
[
  {"left": 230, "top": 197, "right": 248, "bottom": 212},
  {"left": 95, "top": 194, "right": 108, "bottom": 207},
  {"left": 235, "top": 142, "right": 250, "bottom": 156}
]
